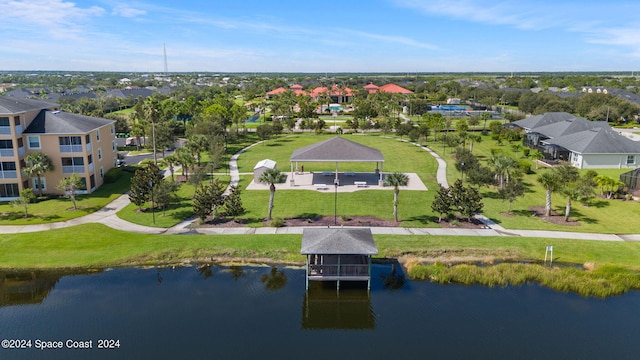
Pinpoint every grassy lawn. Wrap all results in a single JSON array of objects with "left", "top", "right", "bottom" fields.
[
  {"left": 0, "top": 170, "right": 133, "bottom": 225},
  {"left": 117, "top": 176, "right": 230, "bottom": 228},
  {"left": 422, "top": 133, "right": 640, "bottom": 233},
  {"left": 235, "top": 134, "right": 440, "bottom": 226},
  {"left": 1, "top": 224, "right": 639, "bottom": 271}
]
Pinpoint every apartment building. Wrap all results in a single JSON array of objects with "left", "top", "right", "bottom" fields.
[{"left": 0, "top": 97, "right": 117, "bottom": 200}]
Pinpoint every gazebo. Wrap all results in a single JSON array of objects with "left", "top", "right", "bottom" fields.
[
  {"left": 289, "top": 137, "right": 385, "bottom": 186},
  {"left": 301, "top": 228, "right": 378, "bottom": 290}
]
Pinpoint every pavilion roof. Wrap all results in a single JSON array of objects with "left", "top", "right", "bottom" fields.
[
  {"left": 290, "top": 136, "right": 384, "bottom": 162},
  {"left": 301, "top": 228, "right": 378, "bottom": 255}
]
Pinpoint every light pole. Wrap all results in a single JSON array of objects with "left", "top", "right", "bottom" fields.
[
  {"left": 149, "top": 180, "right": 155, "bottom": 225},
  {"left": 334, "top": 179, "right": 339, "bottom": 225}
]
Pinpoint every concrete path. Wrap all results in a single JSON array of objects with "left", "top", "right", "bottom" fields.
[{"left": 1, "top": 137, "right": 639, "bottom": 242}]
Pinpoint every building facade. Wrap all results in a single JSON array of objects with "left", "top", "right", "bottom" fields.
[{"left": 0, "top": 97, "right": 117, "bottom": 201}]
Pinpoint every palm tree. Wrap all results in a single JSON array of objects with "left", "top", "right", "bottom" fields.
[
  {"left": 488, "top": 154, "right": 517, "bottom": 189},
  {"left": 175, "top": 147, "right": 194, "bottom": 181},
  {"left": 537, "top": 172, "right": 561, "bottom": 216},
  {"left": 530, "top": 149, "right": 545, "bottom": 170},
  {"left": 142, "top": 97, "right": 160, "bottom": 164},
  {"left": 258, "top": 168, "right": 286, "bottom": 220},
  {"left": 383, "top": 172, "right": 409, "bottom": 222},
  {"left": 162, "top": 154, "right": 178, "bottom": 181},
  {"left": 187, "top": 134, "right": 209, "bottom": 167},
  {"left": 24, "top": 152, "right": 54, "bottom": 196}
]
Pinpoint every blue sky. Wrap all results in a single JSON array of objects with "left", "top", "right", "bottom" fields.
[{"left": 1, "top": 0, "right": 640, "bottom": 72}]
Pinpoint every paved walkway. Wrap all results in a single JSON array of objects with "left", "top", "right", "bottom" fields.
[{"left": 1, "top": 137, "right": 638, "bottom": 242}]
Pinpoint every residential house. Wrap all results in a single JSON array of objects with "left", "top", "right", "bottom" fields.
[
  {"left": 511, "top": 112, "right": 640, "bottom": 169},
  {"left": 0, "top": 97, "right": 117, "bottom": 201}
]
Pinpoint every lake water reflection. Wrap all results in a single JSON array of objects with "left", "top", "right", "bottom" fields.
[{"left": 1, "top": 265, "right": 639, "bottom": 359}]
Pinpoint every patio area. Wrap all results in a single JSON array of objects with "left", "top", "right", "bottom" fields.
[{"left": 245, "top": 171, "right": 427, "bottom": 192}]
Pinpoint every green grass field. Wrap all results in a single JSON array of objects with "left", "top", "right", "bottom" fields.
[{"left": 0, "top": 170, "right": 133, "bottom": 225}]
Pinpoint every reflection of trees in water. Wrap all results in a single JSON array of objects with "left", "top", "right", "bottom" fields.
[
  {"left": 380, "top": 264, "right": 406, "bottom": 291},
  {"left": 229, "top": 266, "right": 244, "bottom": 280},
  {"left": 0, "top": 270, "right": 89, "bottom": 307},
  {"left": 260, "top": 266, "right": 288, "bottom": 291}
]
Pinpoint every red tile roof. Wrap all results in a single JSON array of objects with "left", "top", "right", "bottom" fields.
[
  {"left": 378, "top": 83, "right": 413, "bottom": 94},
  {"left": 266, "top": 87, "right": 287, "bottom": 95}
]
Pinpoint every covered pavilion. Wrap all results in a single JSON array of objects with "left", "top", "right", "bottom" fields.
[{"left": 289, "top": 137, "right": 385, "bottom": 186}]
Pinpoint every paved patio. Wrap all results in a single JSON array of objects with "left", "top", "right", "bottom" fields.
[{"left": 245, "top": 172, "right": 428, "bottom": 192}]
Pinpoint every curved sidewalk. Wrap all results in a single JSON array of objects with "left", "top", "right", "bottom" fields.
[{"left": 0, "top": 138, "right": 638, "bottom": 242}]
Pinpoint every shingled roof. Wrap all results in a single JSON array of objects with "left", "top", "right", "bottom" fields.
[
  {"left": 545, "top": 127, "right": 640, "bottom": 154},
  {"left": 0, "top": 97, "right": 57, "bottom": 114},
  {"left": 532, "top": 118, "right": 609, "bottom": 138},
  {"left": 512, "top": 112, "right": 578, "bottom": 130},
  {"left": 290, "top": 137, "right": 384, "bottom": 162},
  {"left": 300, "top": 228, "right": 378, "bottom": 255},
  {"left": 23, "top": 110, "right": 114, "bottom": 134}
]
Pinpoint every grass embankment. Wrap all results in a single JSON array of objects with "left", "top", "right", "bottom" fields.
[
  {"left": 1, "top": 224, "right": 639, "bottom": 297},
  {"left": 0, "top": 171, "right": 133, "bottom": 225}
]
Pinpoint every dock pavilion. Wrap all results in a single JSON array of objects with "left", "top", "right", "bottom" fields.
[
  {"left": 301, "top": 228, "right": 378, "bottom": 290},
  {"left": 289, "top": 137, "right": 385, "bottom": 186}
]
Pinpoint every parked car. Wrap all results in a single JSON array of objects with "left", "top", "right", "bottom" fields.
[{"left": 116, "top": 159, "right": 126, "bottom": 167}]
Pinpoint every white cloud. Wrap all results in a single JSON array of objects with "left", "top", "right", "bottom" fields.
[
  {"left": 112, "top": 4, "right": 146, "bottom": 18},
  {"left": 0, "top": 0, "right": 104, "bottom": 39}
]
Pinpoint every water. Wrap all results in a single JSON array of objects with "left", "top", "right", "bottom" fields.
[{"left": 1, "top": 265, "right": 639, "bottom": 359}]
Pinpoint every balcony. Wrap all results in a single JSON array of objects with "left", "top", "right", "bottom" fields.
[
  {"left": 88, "top": 163, "right": 94, "bottom": 172},
  {"left": 15, "top": 125, "right": 22, "bottom": 135},
  {"left": 62, "top": 165, "right": 85, "bottom": 174},
  {"left": 307, "top": 264, "right": 371, "bottom": 281},
  {"left": 0, "top": 127, "right": 10, "bottom": 135},
  {"left": 0, "top": 149, "right": 14, "bottom": 157},
  {"left": 86, "top": 143, "right": 92, "bottom": 152},
  {"left": 0, "top": 171, "right": 18, "bottom": 179},
  {"left": 18, "top": 147, "right": 24, "bottom": 157},
  {"left": 59, "top": 145, "right": 83, "bottom": 153}
]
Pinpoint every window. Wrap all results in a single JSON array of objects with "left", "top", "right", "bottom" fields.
[
  {"left": 100, "top": 167, "right": 104, "bottom": 178},
  {"left": 32, "top": 177, "right": 47, "bottom": 191},
  {"left": 112, "top": 140, "right": 116, "bottom": 152},
  {"left": 17, "top": 138, "right": 23, "bottom": 147},
  {"left": 627, "top": 155, "right": 636, "bottom": 165},
  {"left": 110, "top": 125, "right": 114, "bottom": 134},
  {"left": 85, "top": 134, "right": 91, "bottom": 144},
  {"left": 0, "top": 183, "right": 19, "bottom": 198},
  {"left": 61, "top": 157, "right": 85, "bottom": 173},
  {"left": 98, "top": 148, "right": 102, "bottom": 160},
  {"left": 0, "top": 139, "right": 12, "bottom": 149},
  {"left": 0, "top": 162, "right": 17, "bottom": 179},
  {"left": 96, "top": 129, "right": 100, "bottom": 142},
  {"left": 13, "top": 116, "right": 20, "bottom": 126},
  {"left": 59, "top": 136, "right": 82, "bottom": 152},
  {"left": 0, "top": 117, "right": 9, "bottom": 126},
  {"left": 27, "top": 136, "right": 40, "bottom": 149},
  {"left": 88, "top": 154, "right": 93, "bottom": 164}
]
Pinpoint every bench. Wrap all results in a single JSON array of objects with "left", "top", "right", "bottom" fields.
[
  {"left": 344, "top": 171, "right": 355, "bottom": 176},
  {"left": 314, "top": 184, "right": 329, "bottom": 190},
  {"left": 354, "top": 181, "right": 368, "bottom": 188}
]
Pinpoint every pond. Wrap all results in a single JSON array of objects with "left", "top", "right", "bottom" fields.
[{"left": 1, "top": 264, "right": 639, "bottom": 359}]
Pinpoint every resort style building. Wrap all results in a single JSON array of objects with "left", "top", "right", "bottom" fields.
[{"left": 0, "top": 97, "right": 117, "bottom": 200}]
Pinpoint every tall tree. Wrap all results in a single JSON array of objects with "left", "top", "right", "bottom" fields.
[
  {"left": 537, "top": 172, "right": 561, "bottom": 216},
  {"left": 24, "top": 152, "right": 54, "bottom": 196},
  {"left": 383, "top": 172, "right": 409, "bottom": 222},
  {"left": 57, "top": 173, "right": 84, "bottom": 210},
  {"left": 142, "top": 96, "right": 161, "bottom": 165},
  {"left": 258, "top": 168, "right": 287, "bottom": 220},
  {"left": 187, "top": 134, "right": 209, "bottom": 167},
  {"left": 431, "top": 184, "right": 452, "bottom": 222}
]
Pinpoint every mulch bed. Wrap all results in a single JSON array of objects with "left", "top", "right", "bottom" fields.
[
  {"left": 437, "top": 216, "right": 487, "bottom": 229},
  {"left": 269, "top": 215, "right": 396, "bottom": 227},
  {"left": 529, "top": 206, "right": 581, "bottom": 226}
]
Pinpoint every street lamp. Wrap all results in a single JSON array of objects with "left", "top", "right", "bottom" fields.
[
  {"left": 334, "top": 179, "right": 339, "bottom": 225},
  {"left": 149, "top": 180, "right": 155, "bottom": 225}
]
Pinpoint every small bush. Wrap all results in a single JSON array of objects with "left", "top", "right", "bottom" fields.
[
  {"left": 522, "top": 148, "right": 531, "bottom": 157},
  {"left": 518, "top": 159, "right": 533, "bottom": 174},
  {"left": 103, "top": 167, "right": 123, "bottom": 183},
  {"left": 271, "top": 218, "right": 284, "bottom": 227},
  {"left": 341, "top": 215, "right": 350, "bottom": 221}
]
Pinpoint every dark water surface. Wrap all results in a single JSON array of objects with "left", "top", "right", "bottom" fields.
[{"left": 1, "top": 265, "right": 639, "bottom": 359}]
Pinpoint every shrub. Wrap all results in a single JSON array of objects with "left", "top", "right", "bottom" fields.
[
  {"left": 518, "top": 159, "right": 533, "bottom": 174},
  {"left": 271, "top": 218, "right": 284, "bottom": 227},
  {"left": 522, "top": 148, "right": 530, "bottom": 157},
  {"left": 103, "top": 167, "right": 123, "bottom": 183}
]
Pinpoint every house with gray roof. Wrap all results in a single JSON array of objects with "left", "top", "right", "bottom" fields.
[
  {"left": 512, "top": 112, "right": 640, "bottom": 169},
  {"left": 0, "top": 97, "right": 117, "bottom": 200}
]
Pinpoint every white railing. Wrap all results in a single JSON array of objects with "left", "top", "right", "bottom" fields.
[
  {"left": 62, "top": 165, "right": 85, "bottom": 174},
  {"left": 59, "top": 145, "right": 83, "bottom": 153},
  {"left": 0, "top": 149, "right": 14, "bottom": 157},
  {"left": 0, "top": 171, "right": 18, "bottom": 179}
]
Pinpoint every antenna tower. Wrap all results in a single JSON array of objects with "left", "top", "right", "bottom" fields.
[{"left": 163, "top": 43, "right": 168, "bottom": 74}]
